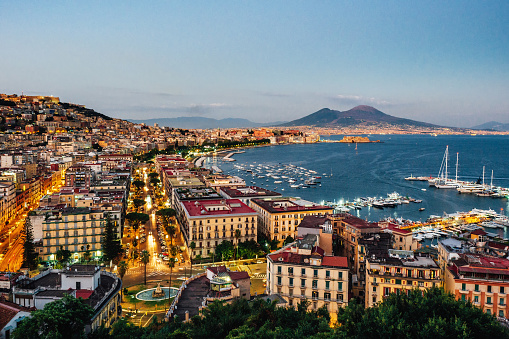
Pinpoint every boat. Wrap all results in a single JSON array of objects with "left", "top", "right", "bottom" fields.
[
  {"left": 419, "top": 207, "right": 425, "bottom": 211},
  {"left": 434, "top": 146, "right": 459, "bottom": 189},
  {"left": 274, "top": 180, "right": 282, "bottom": 184},
  {"left": 405, "top": 174, "right": 419, "bottom": 181}
]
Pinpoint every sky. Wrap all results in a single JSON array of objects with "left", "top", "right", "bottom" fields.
[{"left": 1, "top": 1, "right": 508, "bottom": 127}]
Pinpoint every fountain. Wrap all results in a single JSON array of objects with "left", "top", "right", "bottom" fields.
[
  {"left": 152, "top": 283, "right": 165, "bottom": 298},
  {"left": 135, "top": 286, "right": 178, "bottom": 301}
]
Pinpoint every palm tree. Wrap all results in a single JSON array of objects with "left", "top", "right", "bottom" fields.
[
  {"left": 234, "top": 229, "right": 242, "bottom": 260},
  {"left": 140, "top": 250, "right": 150, "bottom": 285},
  {"left": 117, "top": 261, "right": 129, "bottom": 300},
  {"left": 189, "top": 241, "right": 196, "bottom": 279},
  {"left": 165, "top": 225, "right": 176, "bottom": 246},
  {"left": 167, "top": 259, "right": 175, "bottom": 307}
]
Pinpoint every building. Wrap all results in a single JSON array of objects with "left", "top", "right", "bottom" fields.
[
  {"left": 203, "top": 174, "right": 245, "bottom": 193},
  {"left": 266, "top": 235, "right": 349, "bottom": 314},
  {"left": 36, "top": 207, "right": 120, "bottom": 262},
  {"left": 12, "top": 264, "right": 122, "bottom": 332},
  {"left": 250, "top": 197, "right": 333, "bottom": 243},
  {"left": 219, "top": 186, "right": 281, "bottom": 205},
  {"left": 179, "top": 199, "right": 258, "bottom": 258},
  {"left": 0, "top": 299, "right": 31, "bottom": 339},
  {"left": 297, "top": 215, "right": 333, "bottom": 256},
  {"left": 65, "top": 165, "right": 94, "bottom": 189},
  {"left": 365, "top": 249, "right": 441, "bottom": 308},
  {"left": 445, "top": 253, "right": 509, "bottom": 319}
]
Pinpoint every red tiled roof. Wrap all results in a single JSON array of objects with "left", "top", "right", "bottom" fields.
[
  {"left": 228, "top": 271, "right": 250, "bottom": 281},
  {"left": 321, "top": 256, "right": 348, "bottom": 268},
  {"left": 0, "top": 300, "right": 28, "bottom": 330},
  {"left": 387, "top": 223, "right": 412, "bottom": 234},
  {"left": 75, "top": 289, "right": 93, "bottom": 299},
  {"left": 344, "top": 216, "right": 380, "bottom": 230},
  {"left": 471, "top": 229, "right": 487, "bottom": 236},
  {"left": 182, "top": 199, "right": 256, "bottom": 217},
  {"left": 207, "top": 266, "right": 228, "bottom": 275}
]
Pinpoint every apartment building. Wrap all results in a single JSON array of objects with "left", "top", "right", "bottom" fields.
[
  {"left": 180, "top": 199, "right": 258, "bottom": 257},
  {"left": 12, "top": 264, "right": 122, "bottom": 332},
  {"left": 250, "top": 197, "right": 333, "bottom": 243},
  {"left": 365, "top": 249, "right": 441, "bottom": 307},
  {"left": 203, "top": 174, "right": 245, "bottom": 193},
  {"left": 65, "top": 165, "right": 94, "bottom": 189},
  {"left": 39, "top": 207, "right": 120, "bottom": 262},
  {"left": 266, "top": 235, "right": 349, "bottom": 314},
  {"left": 445, "top": 253, "right": 509, "bottom": 318},
  {"left": 219, "top": 186, "right": 281, "bottom": 205}
]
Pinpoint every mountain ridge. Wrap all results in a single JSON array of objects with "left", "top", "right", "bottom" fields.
[
  {"left": 279, "top": 105, "right": 439, "bottom": 128},
  {"left": 472, "top": 121, "right": 509, "bottom": 132},
  {"left": 128, "top": 117, "right": 286, "bottom": 129}
]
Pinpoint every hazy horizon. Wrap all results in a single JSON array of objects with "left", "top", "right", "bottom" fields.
[{"left": 1, "top": 1, "right": 508, "bottom": 127}]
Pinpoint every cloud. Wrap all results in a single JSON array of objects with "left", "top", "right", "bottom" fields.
[
  {"left": 329, "top": 94, "right": 393, "bottom": 107},
  {"left": 256, "top": 91, "right": 292, "bottom": 98}
]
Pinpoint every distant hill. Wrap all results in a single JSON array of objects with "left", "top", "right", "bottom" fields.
[
  {"left": 472, "top": 121, "right": 509, "bottom": 132},
  {"left": 128, "top": 117, "right": 286, "bottom": 129},
  {"left": 280, "top": 105, "right": 439, "bottom": 128}
]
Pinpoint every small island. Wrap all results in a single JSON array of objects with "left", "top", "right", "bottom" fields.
[{"left": 339, "top": 136, "right": 381, "bottom": 143}]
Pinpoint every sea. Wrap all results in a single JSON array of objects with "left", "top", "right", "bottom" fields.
[{"left": 203, "top": 134, "right": 509, "bottom": 235}]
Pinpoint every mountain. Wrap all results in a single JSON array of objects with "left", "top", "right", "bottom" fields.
[
  {"left": 471, "top": 121, "right": 509, "bottom": 132},
  {"left": 280, "top": 105, "right": 439, "bottom": 128},
  {"left": 128, "top": 117, "right": 286, "bottom": 129}
]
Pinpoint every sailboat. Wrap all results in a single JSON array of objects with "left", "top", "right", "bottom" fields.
[{"left": 434, "top": 147, "right": 459, "bottom": 189}]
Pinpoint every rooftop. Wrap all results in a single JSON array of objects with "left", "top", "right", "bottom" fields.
[
  {"left": 251, "top": 197, "right": 332, "bottom": 214},
  {"left": 220, "top": 186, "right": 281, "bottom": 199},
  {"left": 182, "top": 199, "right": 256, "bottom": 217},
  {"left": 268, "top": 250, "right": 348, "bottom": 269}
]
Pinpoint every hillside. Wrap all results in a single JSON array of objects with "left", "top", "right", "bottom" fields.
[
  {"left": 472, "top": 121, "right": 509, "bottom": 132},
  {"left": 280, "top": 105, "right": 439, "bottom": 128},
  {"left": 128, "top": 117, "right": 286, "bottom": 129}
]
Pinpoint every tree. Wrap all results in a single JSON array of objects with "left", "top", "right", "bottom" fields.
[
  {"left": 168, "top": 259, "right": 175, "bottom": 306},
  {"left": 189, "top": 241, "right": 196, "bottom": 278},
  {"left": 234, "top": 229, "right": 241, "bottom": 260},
  {"left": 101, "top": 215, "right": 123, "bottom": 263},
  {"left": 170, "top": 245, "right": 179, "bottom": 259},
  {"left": 335, "top": 287, "right": 509, "bottom": 338},
  {"left": 125, "top": 212, "right": 149, "bottom": 233},
  {"left": 148, "top": 172, "right": 159, "bottom": 179},
  {"left": 12, "top": 294, "right": 94, "bottom": 339},
  {"left": 132, "top": 180, "right": 145, "bottom": 190},
  {"left": 83, "top": 244, "right": 92, "bottom": 263},
  {"left": 132, "top": 198, "right": 145, "bottom": 212},
  {"left": 22, "top": 218, "right": 38, "bottom": 270},
  {"left": 150, "top": 177, "right": 160, "bottom": 186},
  {"left": 166, "top": 225, "right": 177, "bottom": 246},
  {"left": 283, "top": 236, "right": 295, "bottom": 245},
  {"left": 55, "top": 247, "right": 72, "bottom": 266},
  {"left": 215, "top": 241, "right": 234, "bottom": 262},
  {"left": 118, "top": 260, "right": 128, "bottom": 280},
  {"left": 140, "top": 250, "right": 150, "bottom": 285},
  {"left": 156, "top": 208, "right": 176, "bottom": 227}
]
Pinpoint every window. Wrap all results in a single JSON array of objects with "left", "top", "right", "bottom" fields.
[
  {"left": 312, "top": 280, "right": 318, "bottom": 289},
  {"left": 499, "top": 310, "right": 504, "bottom": 318},
  {"left": 395, "top": 279, "right": 401, "bottom": 285},
  {"left": 288, "top": 267, "right": 293, "bottom": 275},
  {"left": 487, "top": 309, "right": 491, "bottom": 315},
  {"left": 487, "top": 285, "right": 492, "bottom": 293},
  {"left": 461, "top": 283, "right": 466, "bottom": 291},
  {"left": 277, "top": 266, "right": 282, "bottom": 274},
  {"left": 338, "top": 282, "right": 343, "bottom": 291},
  {"left": 326, "top": 270, "right": 330, "bottom": 278},
  {"left": 461, "top": 295, "right": 466, "bottom": 302},
  {"left": 500, "top": 298, "right": 505, "bottom": 306},
  {"left": 324, "top": 292, "right": 331, "bottom": 301},
  {"left": 313, "top": 269, "right": 318, "bottom": 278},
  {"left": 338, "top": 271, "right": 343, "bottom": 280},
  {"left": 373, "top": 286, "right": 377, "bottom": 292},
  {"left": 277, "top": 276, "right": 282, "bottom": 285},
  {"left": 289, "top": 278, "right": 294, "bottom": 287},
  {"left": 301, "top": 279, "right": 306, "bottom": 288},
  {"left": 301, "top": 268, "right": 306, "bottom": 276},
  {"left": 312, "top": 291, "right": 318, "bottom": 300},
  {"left": 474, "top": 284, "right": 479, "bottom": 292},
  {"left": 501, "top": 287, "right": 505, "bottom": 294},
  {"left": 487, "top": 297, "right": 492, "bottom": 304},
  {"left": 325, "top": 281, "right": 330, "bottom": 290},
  {"left": 76, "top": 282, "right": 81, "bottom": 289},
  {"left": 474, "top": 296, "right": 479, "bottom": 303}
]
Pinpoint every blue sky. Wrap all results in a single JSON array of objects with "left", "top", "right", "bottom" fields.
[{"left": 1, "top": 1, "right": 508, "bottom": 127}]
